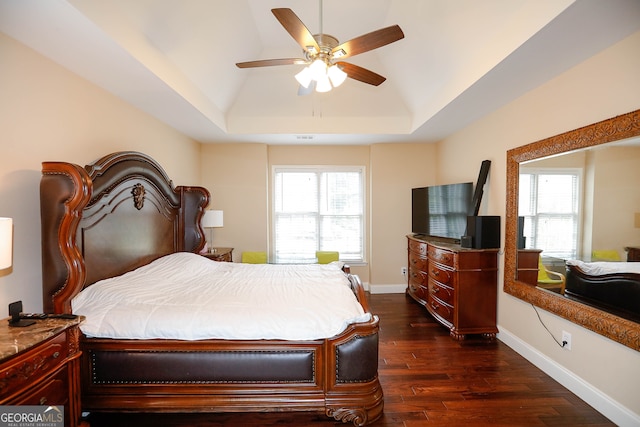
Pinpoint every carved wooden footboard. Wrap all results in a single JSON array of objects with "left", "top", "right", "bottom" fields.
[{"left": 40, "top": 152, "right": 383, "bottom": 425}]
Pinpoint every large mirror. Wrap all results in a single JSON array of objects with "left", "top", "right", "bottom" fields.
[{"left": 504, "top": 109, "right": 640, "bottom": 351}]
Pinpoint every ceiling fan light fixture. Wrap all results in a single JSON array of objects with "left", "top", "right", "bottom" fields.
[
  {"left": 295, "top": 67, "right": 313, "bottom": 88},
  {"left": 309, "top": 59, "right": 327, "bottom": 80},
  {"left": 315, "top": 74, "right": 332, "bottom": 92},
  {"left": 328, "top": 64, "right": 347, "bottom": 87}
]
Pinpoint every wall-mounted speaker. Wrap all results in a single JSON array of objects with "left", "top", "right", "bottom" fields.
[{"left": 464, "top": 216, "right": 501, "bottom": 249}]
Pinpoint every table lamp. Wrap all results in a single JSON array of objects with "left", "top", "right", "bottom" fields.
[
  {"left": 0, "top": 217, "right": 12, "bottom": 270},
  {"left": 202, "top": 210, "right": 223, "bottom": 253}
]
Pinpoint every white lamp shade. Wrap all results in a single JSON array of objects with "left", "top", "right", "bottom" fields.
[
  {"left": 295, "top": 67, "right": 313, "bottom": 88},
  {"left": 202, "top": 210, "right": 223, "bottom": 228},
  {"left": 315, "top": 74, "right": 332, "bottom": 92},
  {"left": 328, "top": 64, "right": 347, "bottom": 87},
  {"left": 0, "top": 217, "right": 13, "bottom": 269}
]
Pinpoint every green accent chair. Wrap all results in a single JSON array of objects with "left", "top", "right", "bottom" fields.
[
  {"left": 591, "top": 250, "right": 621, "bottom": 261},
  {"left": 537, "top": 257, "right": 565, "bottom": 294},
  {"left": 316, "top": 251, "right": 339, "bottom": 264},
  {"left": 241, "top": 251, "right": 267, "bottom": 264}
]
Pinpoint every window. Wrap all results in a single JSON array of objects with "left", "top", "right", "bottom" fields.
[
  {"left": 272, "top": 166, "right": 365, "bottom": 263},
  {"left": 519, "top": 169, "right": 581, "bottom": 259}
]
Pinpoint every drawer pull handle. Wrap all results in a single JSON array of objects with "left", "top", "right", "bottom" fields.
[
  {"left": 432, "top": 287, "right": 439, "bottom": 294},
  {"left": 432, "top": 270, "right": 439, "bottom": 276},
  {"left": 53, "top": 351, "right": 60, "bottom": 359},
  {"left": 39, "top": 397, "right": 47, "bottom": 405},
  {"left": 431, "top": 302, "right": 440, "bottom": 310}
]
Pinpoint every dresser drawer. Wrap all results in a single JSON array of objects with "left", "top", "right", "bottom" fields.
[
  {"left": 409, "top": 253, "right": 428, "bottom": 274},
  {"left": 408, "top": 282, "right": 428, "bottom": 303},
  {"left": 13, "top": 364, "right": 69, "bottom": 407},
  {"left": 428, "top": 295, "right": 453, "bottom": 324},
  {"left": 429, "top": 280, "right": 454, "bottom": 306},
  {"left": 409, "top": 267, "right": 428, "bottom": 286},
  {"left": 0, "top": 332, "right": 68, "bottom": 400},
  {"left": 408, "top": 239, "right": 428, "bottom": 256},
  {"left": 428, "top": 262, "right": 454, "bottom": 286},
  {"left": 428, "top": 245, "right": 455, "bottom": 267}
]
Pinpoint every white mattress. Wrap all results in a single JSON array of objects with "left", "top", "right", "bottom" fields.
[
  {"left": 567, "top": 259, "right": 640, "bottom": 276},
  {"left": 72, "top": 252, "right": 370, "bottom": 341}
]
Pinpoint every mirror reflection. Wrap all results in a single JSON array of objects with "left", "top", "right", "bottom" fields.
[
  {"left": 504, "top": 110, "right": 640, "bottom": 351},
  {"left": 516, "top": 137, "right": 640, "bottom": 323}
]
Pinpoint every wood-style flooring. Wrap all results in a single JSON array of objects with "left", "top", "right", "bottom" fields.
[{"left": 85, "top": 293, "right": 613, "bottom": 426}]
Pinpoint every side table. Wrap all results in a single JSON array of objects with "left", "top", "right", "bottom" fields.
[
  {"left": 0, "top": 316, "right": 85, "bottom": 427},
  {"left": 201, "top": 247, "right": 233, "bottom": 262}
]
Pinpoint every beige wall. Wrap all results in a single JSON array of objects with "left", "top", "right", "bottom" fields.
[
  {"left": 0, "top": 33, "right": 201, "bottom": 313},
  {"left": 436, "top": 31, "right": 640, "bottom": 416},
  {"left": 591, "top": 147, "right": 640, "bottom": 257}
]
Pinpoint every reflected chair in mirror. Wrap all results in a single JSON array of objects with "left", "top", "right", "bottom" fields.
[
  {"left": 316, "top": 251, "right": 339, "bottom": 264},
  {"left": 241, "top": 251, "right": 267, "bottom": 264},
  {"left": 591, "top": 249, "right": 621, "bottom": 261},
  {"left": 537, "top": 257, "right": 566, "bottom": 294}
]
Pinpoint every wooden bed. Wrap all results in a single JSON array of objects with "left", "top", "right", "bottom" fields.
[
  {"left": 565, "top": 262, "right": 640, "bottom": 323},
  {"left": 40, "top": 151, "right": 382, "bottom": 426}
]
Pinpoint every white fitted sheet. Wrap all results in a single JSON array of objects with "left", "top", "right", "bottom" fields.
[
  {"left": 567, "top": 259, "right": 640, "bottom": 276},
  {"left": 71, "top": 252, "right": 370, "bottom": 341}
]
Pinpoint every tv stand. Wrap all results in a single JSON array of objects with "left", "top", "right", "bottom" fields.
[{"left": 406, "top": 235, "right": 498, "bottom": 339}]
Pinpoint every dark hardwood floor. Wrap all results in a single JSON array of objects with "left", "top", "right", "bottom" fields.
[{"left": 85, "top": 293, "right": 613, "bottom": 426}]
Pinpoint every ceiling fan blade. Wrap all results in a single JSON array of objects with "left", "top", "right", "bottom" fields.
[
  {"left": 236, "top": 58, "right": 307, "bottom": 68},
  {"left": 337, "top": 62, "right": 386, "bottom": 86},
  {"left": 331, "top": 25, "right": 404, "bottom": 59},
  {"left": 272, "top": 8, "right": 320, "bottom": 53}
]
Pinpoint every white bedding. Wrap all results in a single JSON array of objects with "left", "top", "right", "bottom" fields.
[
  {"left": 566, "top": 259, "right": 640, "bottom": 276},
  {"left": 72, "top": 252, "right": 370, "bottom": 341}
]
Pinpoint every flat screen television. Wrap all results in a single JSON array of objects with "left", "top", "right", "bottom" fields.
[{"left": 412, "top": 182, "right": 474, "bottom": 241}]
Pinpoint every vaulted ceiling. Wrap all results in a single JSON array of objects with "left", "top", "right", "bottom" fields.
[{"left": 1, "top": 0, "right": 639, "bottom": 144}]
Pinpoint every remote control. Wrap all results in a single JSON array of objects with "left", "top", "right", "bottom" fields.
[
  {"left": 20, "top": 313, "right": 48, "bottom": 319},
  {"left": 48, "top": 314, "right": 78, "bottom": 319}
]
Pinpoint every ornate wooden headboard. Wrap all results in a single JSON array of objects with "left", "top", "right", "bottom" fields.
[{"left": 40, "top": 151, "right": 210, "bottom": 313}]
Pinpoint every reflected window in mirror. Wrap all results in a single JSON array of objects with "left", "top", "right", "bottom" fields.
[{"left": 519, "top": 168, "right": 581, "bottom": 259}]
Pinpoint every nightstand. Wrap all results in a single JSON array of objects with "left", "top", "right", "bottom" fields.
[
  {"left": 0, "top": 316, "right": 85, "bottom": 427},
  {"left": 201, "top": 247, "right": 233, "bottom": 262}
]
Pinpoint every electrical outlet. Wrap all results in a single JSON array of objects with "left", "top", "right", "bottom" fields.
[
  {"left": 401, "top": 267, "right": 407, "bottom": 276},
  {"left": 562, "top": 330, "right": 572, "bottom": 350}
]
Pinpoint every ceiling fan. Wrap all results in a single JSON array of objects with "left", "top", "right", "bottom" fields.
[{"left": 236, "top": 2, "right": 404, "bottom": 93}]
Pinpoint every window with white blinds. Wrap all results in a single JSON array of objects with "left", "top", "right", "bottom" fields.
[
  {"left": 519, "top": 169, "right": 581, "bottom": 259},
  {"left": 272, "top": 166, "right": 365, "bottom": 263}
]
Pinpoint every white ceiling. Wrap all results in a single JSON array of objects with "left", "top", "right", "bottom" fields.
[{"left": 1, "top": 0, "right": 639, "bottom": 145}]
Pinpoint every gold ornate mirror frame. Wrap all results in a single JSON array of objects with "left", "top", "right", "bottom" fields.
[{"left": 504, "top": 109, "right": 640, "bottom": 351}]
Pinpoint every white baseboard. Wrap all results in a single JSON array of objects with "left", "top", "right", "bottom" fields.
[
  {"left": 498, "top": 328, "right": 640, "bottom": 427},
  {"left": 368, "top": 283, "right": 406, "bottom": 294}
]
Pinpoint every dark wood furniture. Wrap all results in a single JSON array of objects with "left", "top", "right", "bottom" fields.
[
  {"left": 407, "top": 235, "right": 499, "bottom": 340},
  {"left": 625, "top": 246, "right": 640, "bottom": 262},
  {"left": 517, "top": 249, "right": 542, "bottom": 286},
  {"left": 565, "top": 264, "right": 640, "bottom": 322},
  {"left": 39, "top": 151, "right": 382, "bottom": 426},
  {"left": 201, "top": 247, "right": 233, "bottom": 262},
  {"left": 0, "top": 317, "right": 85, "bottom": 427}
]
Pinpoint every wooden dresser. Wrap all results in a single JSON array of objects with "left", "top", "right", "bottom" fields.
[
  {"left": 0, "top": 316, "right": 85, "bottom": 427},
  {"left": 407, "top": 235, "right": 499, "bottom": 340}
]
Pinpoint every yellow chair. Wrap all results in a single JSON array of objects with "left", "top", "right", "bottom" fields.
[
  {"left": 591, "top": 250, "right": 621, "bottom": 261},
  {"left": 241, "top": 251, "right": 267, "bottom": 264},
  {"left": 537, "top": 257, "right": 565, "bottom": 294},
  {"left": 316, "top": 251, "right": 339, "bottom": 264}
]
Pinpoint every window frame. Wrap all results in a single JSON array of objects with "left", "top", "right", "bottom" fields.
[
  {"left": 518, "top": 167, "right": 583, "bottom": 259},
  {"left": 271, "top": 165, "right": 366, "bottom": 264}
]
